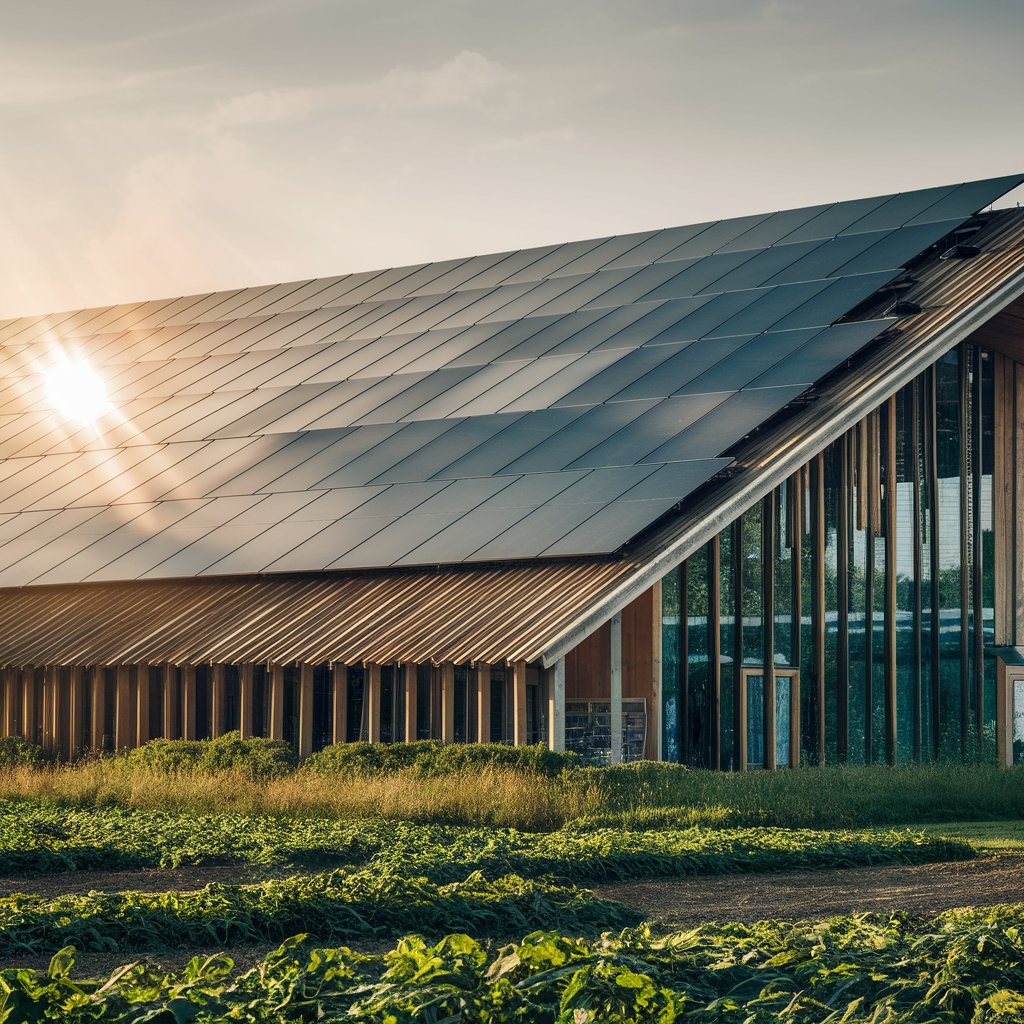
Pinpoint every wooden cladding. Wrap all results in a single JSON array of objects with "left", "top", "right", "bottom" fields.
[{"left": 0, "top": 655, "right": 564, "bottom": 758}]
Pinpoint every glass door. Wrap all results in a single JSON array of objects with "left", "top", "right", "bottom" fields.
[
  {"left": 996, "top": 658, "right": 1024, "bottom": 766},
  {"left": 740, "top": 668, "right": 799, "bottom": 770}
]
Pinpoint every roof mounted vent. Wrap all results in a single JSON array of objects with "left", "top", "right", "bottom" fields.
[
  {"left": 940, "top": 243, "right": 982, "bottom": 260},
  {"left": 885, "top": 299, "right": 923, "bottom": 316}
]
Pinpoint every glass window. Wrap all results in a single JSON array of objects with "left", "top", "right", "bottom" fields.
[
  {"left": 661, "top": 566, "right": 681, "bottom": 762},
  {"left": 746, "top": 672, "right": 765, "bottom": 768},
  {"left": 687, "top": 546, "right": 712, "bottom": 767},
  {"left": 1014, "top": 678, "right": 1024, "bottom": 766},
  {"left": 720, "top": 528, "right": 736, "bottom": 770},
  {"left": 799, "top": 467, "right": 818, "bottom": 764},
  {"left": 774, "top": 484, "right": 795, "bottom": 668},
  {"left": 848, "top": 426, "right": 868, "bottom": 764},
  {"left": 935, "top": 350, "right": 963, "bottom": 759},
  {"left": 776, "top": 674, "right": 792, "bottom": 767},
  {"left": 741, "top": 502, "right": 764, "bottom": 666},
  {"left": 872, "top": 412, "right": 887, "bottom": 762},
  {"left": 821, "top": 445, "right": 842, "bottom": 763},
  {"left": 894, "top": 387, "right": 916, "bottom": 761},
  {"left": 980, "top": 348, "right": 997, "bottom": 750}
]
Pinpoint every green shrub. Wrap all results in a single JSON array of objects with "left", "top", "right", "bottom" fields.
[
  {"left": 0, "top": 735, "right": 44, "bottom": 769},
  {"left": 302, "top": 740, "right": 578, "bottom": 777},
  {"left": 120, "top": 732, "right": 296, "bottom": 780}
]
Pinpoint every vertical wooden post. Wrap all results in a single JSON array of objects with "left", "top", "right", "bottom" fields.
[
  {"left": 239, "top": 664, "right": 255, "bottom": 739},
  {"left": 268, "top": 666, "right": 285, "bottom": 740},
  {"left": 548, "top": 658, "right": 565, "bottom": 752},
  {"left": 651, "top": 580, "right": 663, "bottom": 762},
  {"left": 332, "top": 664, "right": 348, "bottom": 744},
  {"left": 476, "top": 663, "right": 491, "bottom": 745},
  {"left": 22, "top": 668, "right": 36, "bottom": 744},
  {"left": 996, "top": 659, "right": 1012, "bottom": 767},
  {"left": 162, "top": 666, "right": 179, "bottom": 739},
  {"left": 440, "top": 663, "right": 455, "bottom": 743},
  {"left": 68, "top": 667, "right": 84, "bottom": 758},
  {"left": 366, "top": 663, "right": 382, "bottom": 744},
  {"left": 765, "top": 671, "right": 777, "bottom": 772},
  {"left": 181, "top": 665, "right": 197, "bottom": 741},
  {"left": 403, "top": 663, "right": 417, "bottom": 743},
  {"left": 136, "top": 664, "right": 151, "bottom": 747},
  {"left": 91, "top": 667, "right": 106, "bottom": 750},
  {"left": 210, "top": 665, "right": 226, "bottom": 738},
  {"left": 41, "top": 666, "right": 56, "bottom": 754},
  {"left": 738, "top": 671, "right": 749, "bottom": 771},
  {"left": 610, "top": 614, "right": 623, "bottom": 763},
  {"left": 114, "top": 666, "right": 131, "bottom": 751},
  {"left": 513, "top": 659, "right": 528, "bottom": 747},
  {"left": 297, "top": 664, "right": 314, "bottom": 757},
  {"left": 2, "top": 669, "right": 13, "bottom": 737}
]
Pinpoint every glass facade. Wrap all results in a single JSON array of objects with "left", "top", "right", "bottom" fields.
[{"left": 662, "top": 341, "right": 1001, "bottom": 768}]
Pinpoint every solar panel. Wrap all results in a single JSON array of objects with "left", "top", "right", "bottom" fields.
[{"left": 1, "top": 174, "right": 1019, "bottom": 584}]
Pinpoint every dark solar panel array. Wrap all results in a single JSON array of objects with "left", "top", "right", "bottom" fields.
[{"left": 0, "top": 174, "right": 1019, "bottom": 586}]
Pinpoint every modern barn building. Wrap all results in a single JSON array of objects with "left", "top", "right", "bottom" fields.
[{"left": 3, "top": 174, "right": 1024, "bottom": 769}]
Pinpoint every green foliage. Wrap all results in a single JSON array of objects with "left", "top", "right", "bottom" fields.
[
  {"left": 119, "top": 732, "right": 296, "bottom": 780},
  {"left": 0, "top": 800, "right": 970, "bottom": 880},
  {"left": 0, "top": 736, "right": 44, "bottom": 769},
  {"left": 301, "top": 739, "right": 578, "bottom": 777},
  {"left": 5, "top": 907, "right": 1024, "bottom": 1021},
  {"left": 578, "top": 761, "right": 1024, "bottom": 829},
  {"left": 0, "top": 870, "right": 635, "bottom": 954}
]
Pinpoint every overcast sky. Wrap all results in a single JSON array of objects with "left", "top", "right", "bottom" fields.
[{"left": 1, "top": 0, "right": 1022, "bottom": 317}]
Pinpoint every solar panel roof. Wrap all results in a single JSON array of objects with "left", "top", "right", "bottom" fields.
[{"left": 0, "top": 173, "right": 1020, "bottom": 587}]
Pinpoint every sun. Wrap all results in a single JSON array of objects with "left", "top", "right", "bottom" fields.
[{"left": 43, "top": 351, "right": 112, "bottom": 424}]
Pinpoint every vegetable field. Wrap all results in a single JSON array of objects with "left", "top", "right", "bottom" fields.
[
  {"left": 5, "top": 908, "right": 1024, "bottom": 1022},
  {"left": 0, "top": 740, "right": 1021, "bottom": 1021}
]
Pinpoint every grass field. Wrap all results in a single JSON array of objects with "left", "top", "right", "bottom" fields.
[{"left": 0, "top": 737, "right": 1022, "bottom": 1021}]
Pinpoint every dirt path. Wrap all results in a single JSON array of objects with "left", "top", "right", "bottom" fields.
[
  {"left": 0, "top": 863, "right": 291, "bottom": 898},
  {"left": 595, "top": 856, "right": 1024, "bottom": 926}
]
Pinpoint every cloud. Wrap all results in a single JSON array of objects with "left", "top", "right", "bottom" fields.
[
  {"left": 485, "top": 127, "right": 577, "bottom": 152},
  {"left": 205, "top": 88, "right": 315, "bottom": 132},
  {"left": 347, "top": 50, "right": 515, "bottom": 113}
]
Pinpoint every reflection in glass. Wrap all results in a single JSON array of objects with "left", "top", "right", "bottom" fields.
[
  {"left": 746, "top": 673, "right": 765, "bottom": 768},
  {"left": 686, "top": 546, "right": 712, "bottom": 767},
  {"left": 776, "top": 675, "right": 792, "bottom": 767}
]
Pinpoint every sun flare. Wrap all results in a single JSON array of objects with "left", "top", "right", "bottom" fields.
[{"left": 42, "top": 351, "right": 112, "bottom": 424}]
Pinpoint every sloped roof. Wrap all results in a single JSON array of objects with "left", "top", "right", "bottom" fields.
[
  {"left": 4, "top": 205, "right": 1024, "bottom": 669},
  {"left": 0, "top": 174, "right": 1020, "bottom": 592}
]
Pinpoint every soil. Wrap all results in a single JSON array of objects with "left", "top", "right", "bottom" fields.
[
  {"left": 0, "top": 862, "right": 291, "bottom": 899},
  {"left": 3, "top": 857, "right": 1022, "bottom": 977},
  {"left": 594, "top": 855, "right": 1024, "bottom": 927}
]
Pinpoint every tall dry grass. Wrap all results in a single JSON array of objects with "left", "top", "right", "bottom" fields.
[
  {"left": 1, "top": 758, "right": 1021, "bottom": 832},
  {"left": 0, "top": 760, "right": 602, "bottom": 830}
]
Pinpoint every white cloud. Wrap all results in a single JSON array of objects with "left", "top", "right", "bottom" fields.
[
  {"left": 205, "top": 88, "right": 315, "bottom": 132},
  {"left": 485, "top": 126, "right": 576, "bottom": 152},
  {"left": 345, "top": 50, "right": 515, "bottom": 113}
]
